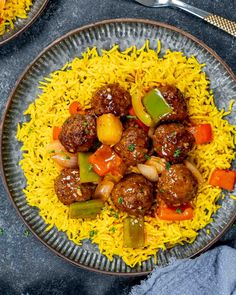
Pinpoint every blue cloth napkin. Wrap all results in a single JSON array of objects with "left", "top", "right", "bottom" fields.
[{"left": 130, "top": 228, "right": 236, "bottom": 295}]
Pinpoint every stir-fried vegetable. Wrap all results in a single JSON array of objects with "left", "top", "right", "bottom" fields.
[
  {"left": 123, "top": 216, "right": 145, "bottom": 248},
  {"left": 188, "top": 123, "right": 213, "bottom": 144},
  {"left": 47, "top": 140, "right": 78, "bottom": 168},
  {"left": 142, "top": 89, "right": 172, "bottom": 124},
  {"left": 88, "top": 145, "right": 122, "bottom": 176},
  {"left": 69, "top": 101, "right": 85, "bottom": 115},
  {"left": 69, "top": 199, "right": 104, "bottom": 219},
  {"left": 78, "top": 152, "right": 101, "bottom": 183},
  {"left": 97, "top": 113, "right": 123, "bottom": 145},
  {"left": 128, "top": 108, "right": 149, "bottom": 131},
  {"left": 94, "top": 179, "right": 114, "bottom": 201},
  {"left": 157, "top": 200, "right": 194, "bottom": 221},
  {"left": 184, "top": 160, "right": 204, "bottom": 185},
  {"left": 131, "top": 92, "right": 153, "bottom": 127},
  {"left": 53, "top": 126, "right": 62, "bottom": 140},
  {"left": 137, "top": 163, "right": 159, "bottom": 182},
  {"left": 209, "top": 168, "right": 236, "bottom": 191}
]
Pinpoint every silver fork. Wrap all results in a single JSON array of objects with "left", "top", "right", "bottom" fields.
[{"left": 135, "top": 0, "right": 236, "bottom": 37}]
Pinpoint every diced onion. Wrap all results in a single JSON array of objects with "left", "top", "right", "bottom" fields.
[
  {"left": 94, "top": 179, "right": 114, "bottom": 201},
  {"left": 145, "top": 156, "right": 166, "bottom": 174},
  {"left": 184, "top": 160, "right": 204, "bottom": 185},
  {"left": 137, "top": 164, "right": 159, "bottom": 182}
]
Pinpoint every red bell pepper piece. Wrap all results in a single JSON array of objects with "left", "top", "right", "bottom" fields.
[
  {"left": 157, "top": 200, "right": 194, "bottom": 221},
  {"left": 188, "top": 124, "right": 213, "bottom": 144},
  {"left": 52, "top": 126, "right": 62, "bottom": 140},
  {"left": 88, "top": 145, "right": 122, "bottom": 176},
  {"left": 69, "top": 101, "right": 85, "bottom": 115},
  {"left": 128, "top": 108, "right": 149, "bottom": 132},
  {"left": 209, "top": 169, "right": 236, "bottom": 191}
]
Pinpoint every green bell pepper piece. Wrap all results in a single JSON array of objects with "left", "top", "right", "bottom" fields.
[
  {"left": 69, "top": 199, "right": 104, "bottom": 219},
  {"left": 123, "top": 216, "right": 145, "bottom": 248},
  {"left": 78, "top": 152, "right": 101, "bottom": 184},
  {"left": 143, "top": 89, "right": 172, "bottom": 124}
]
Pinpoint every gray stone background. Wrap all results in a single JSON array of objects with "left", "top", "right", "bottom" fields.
[{"left": 0, "top": 0, "right": 235, "bottom": 294}]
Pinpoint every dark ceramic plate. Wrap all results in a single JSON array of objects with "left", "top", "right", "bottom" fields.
[
  {"left": 1, "top": 19, "right": 236, "bottom": 275},
  {"left": 0, "top": 0, "right": 49, "bottom": 46}
]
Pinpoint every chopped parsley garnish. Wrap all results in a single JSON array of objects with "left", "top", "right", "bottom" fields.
[
  {"left": 61, "top": 151, "right": 71, "bottom": 160},
  {"left": 110, "top": 227, "right": 116, "bottom": 233},
  {"left": 204, "top": 208, "right": 209, "bottom": 215},
  {"left": 85, "top": 129, "right": 90, "bottom": 135},
  {"left": 128, "top": 144, "right": 136, "bottom": 152},
  {"left": 118, "top": 197, "right": 124, "bottom": 204},
  {"left": 48, "top": 150, "right": 55, "bottom": 154},
  {"left": 126, "top": 115, "right": 137, "bottom": 119},
  {"left": 82, "top": 121, "right": 89, "bottom": 127},
  {"left": 77, "top": 186, "right": 81, "bottom": 190},
  {"left": 0, "top": 228, "right": 4, "bottom": 236},
  {"left": 173, "top": 149, "right": 181, "bottom": 158},
  {"left": 140, "top": 187, "right": 144, "bottom": 193},
  {"left": 24, "top": 229, "right": 31, "bottom": 237},
  {"left": 144, "top": 154, "right": 151, "bottom": 160},
  {"left": 88, "top": 164, "right": 93, "bottom": 171},
  {"left": 89, "top": 230, "right": 98, "bottom": 238},
  {"left": 165, "top": 162, "right": 171, "bottom": 170},
  {"left": 159, "top": 188, "right": 165, "bottom": 193},
  {"left": 113, "top": 212, "right": 119, "bottom": 219},
  {"left": 176, "top": 208, "right": 182, "bottom": 214}
]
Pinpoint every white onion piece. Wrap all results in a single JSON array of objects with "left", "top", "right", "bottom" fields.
[
  {"left": 145, "top": 156, "right": 166, "bottom": 174},
  {"left": 137, "top": 164, "right": 159, "bottom": 182},
  {"left": 46, "top": 140, "right": 66, "bottom": 154},
  {"left": 94, "top": 180, "right": 114, "bottom": 201},
  {"left": 51, "top": 153, "right": 78, "bottom": 168},
  {"left": 184, "top": 160, "right": 204, "bottom": 185}
]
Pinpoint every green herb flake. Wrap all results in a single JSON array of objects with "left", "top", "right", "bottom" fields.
[
  {"left": 110, "top": 227, "right": 116, "bottom": 233},
  {"left": 88, "top": 164, "right": 93, "bottom": 171},
  {"left": 24, "top": 229, "right": 31, "bottom": 237},
  {"left": 159, "top": 188, "right": 165, "bottom": 193},
  {"left": 85, "top": 129, "right": 90, "bottom": 135},
  {"left": 89, "top": 230, "right": 98, "bottom": 238},
  {"left": 0, "top": 228, "right": 4, "bottom": 236},
  {"left": 165, "top": 162, "right": 171, "bottom": 170},
  {"left": 82, "top": 121, "right": 89, "bottom": 127},
  {"left": 48, "top": 150, "right": 55, "bottom": 154},
  {"left": 144, "top": 154, "right": 151, "bottom": 160},
  {"left": 173, "top": 149, "right": 181, "bottom": 158},
  {"left": 126, "top": 115, "right": 137, "bottom": 119},
  {"left": 128, "top": 144, "right": 136, "bottom": 152},
  {"left": 140, "top": 187, "right": 144, "bottom": 193},
  {"left": 77, "top": 186, "right": 81, "bottom": 190},
  {"left": 113, "top": 212, "right": 119, "bottom": 219},
  {"left": 204, "top": 208, "right": 209, "bottom": 215},
  {"left": 118, "top": 197, "right": 124, "bottom": 204},
  {"left": 176, "top": 208, "right": 182, "bottom": 214}
]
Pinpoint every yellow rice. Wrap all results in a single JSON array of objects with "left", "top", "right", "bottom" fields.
[
  {"left": 17, "top": 41, "right": 236, "bottom": 267},
  {"left": 0, "top": 0, "right": 33, "bottom": 35}
]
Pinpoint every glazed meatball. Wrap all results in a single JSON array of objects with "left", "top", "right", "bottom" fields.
[
  {"left": 111, "top": 174, "right": 154, "bottom": 216},
  {"left": 158, "top": 85, "right": 188, "bottom": 122},
  {"left": 54, "top": 168, "right": 96, "bottom": 205},
  {"left": 59, "top": 114, "right": 97, "bottom": 153},
  {"left": 157, "top": 164, "right": 198, "bottom": 207},
  {"left": 114, "top": 126, "right": 149, "bottom": 166},
  {"left": 152, "top": 123, "right": 195, "bottom": 163},
  {"left": 91, "top": 83, "right": 131, "bottom": 116}
]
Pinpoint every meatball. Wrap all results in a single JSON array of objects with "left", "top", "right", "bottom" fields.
[
  {"left": 111, "top": 174, "right": 154, "bottom": 216},
  {"left": 91, "top": 83, "right": 131, "bottom": 116},
  {"left": 157, "top": 164, "right": 198, "bottom": 207},
  {"left": 158, "top": 85, "right": 188, "bottom": 122},
  {"left": 54, "top": 168, "right": 96, "bottom": 205},
  {"left": 114, "top": 126, "right": 149, "bottom": 166},
  {"left": 152, "top": 123, "right": 195, "bottom": 163},
  {"left": 59, "top": 114, "right": 97, "bottom": 153}
]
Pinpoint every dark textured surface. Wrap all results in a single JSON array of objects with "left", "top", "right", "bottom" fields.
[{"left": 0, "top": 0, "right": 235, "bottom": 294}]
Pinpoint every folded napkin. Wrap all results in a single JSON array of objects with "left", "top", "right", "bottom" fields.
[{"left": 130, "top": 228, "right": 236, "bottom": 295}]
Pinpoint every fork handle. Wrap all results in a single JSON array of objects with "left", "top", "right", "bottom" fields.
[
  {"left": 204, "top": 15, "right": 236, "bottom": 37},
  {"left": 172, "top": 0, "right": 236, "bottom": 37}
]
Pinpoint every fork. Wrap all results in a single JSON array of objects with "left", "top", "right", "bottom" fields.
[{"left": 135, "top": 0, "right": 236, "bottom": 37}]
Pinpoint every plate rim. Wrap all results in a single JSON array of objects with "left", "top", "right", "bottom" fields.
[
  {"left": 1, "top": 18, "right": 236, "bottom": 276},
  {"left": 0, "top": 0, "right": 49, "bottom": 46}
]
